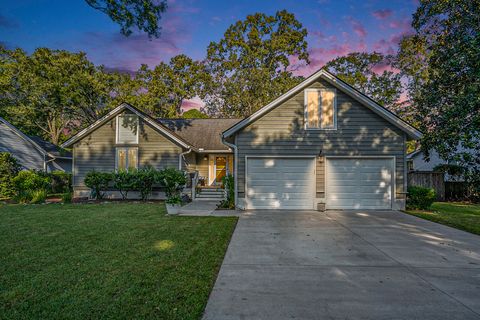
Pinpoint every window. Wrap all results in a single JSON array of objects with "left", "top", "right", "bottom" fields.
[
  {"left": 116, "top": 114, "right": 139, "bottom": 144},
  {"left": 116, "top": 147, "right": 138, "bottom": 170},
  {"left": 305, "top": 89, "right": 336, "bottom": 129},
  {"left": 407, "top": 160, "right": 414, "bottom": 171}
]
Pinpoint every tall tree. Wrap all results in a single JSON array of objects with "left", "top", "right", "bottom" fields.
[
  {"left": 204, "top": 10, "right": 309, "bottom": 117},
  {"left": 325, "top": 52, "right": 403, "bottom": 113},
  {"left": 85, "top": 0, "right": 167, "bottom": 38},
  {"left": 0, "top": 47, "right": 114, "bottom": 144},
  {"left": 115, "top": 54, "right": 209, "bottom": 118},
  {"left": 396, "top": 0, "right": 480, "bottom": 197}
]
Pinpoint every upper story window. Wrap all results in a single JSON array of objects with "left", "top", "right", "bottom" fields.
[
  {"left": 304, "top": 89, "right": 336, "bottom": 130},
  {"left": 116, "top": 114, "right": 139, "bottom": 144}
]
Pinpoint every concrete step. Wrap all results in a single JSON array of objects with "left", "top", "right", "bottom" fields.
[
  {"left": 194, "top": 197, "right": 223, "bottom": 201},
  {"left": 199, "top": 189, "right": 224, "bottom": 193},
  {"left": 197, "top": 193, "right": 224, "bottom": 198}
]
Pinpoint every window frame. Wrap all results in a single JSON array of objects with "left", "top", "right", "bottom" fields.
[
  {"left": 116, "top": 114, "right": 140, "bottom": 144},
  {"left": 115, "top": 147, "right": 139, "bottom": 171},
  {"left": 304, "top": 88, "right": 337, "bottom": 131}
]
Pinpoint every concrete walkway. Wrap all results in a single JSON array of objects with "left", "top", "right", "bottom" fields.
[
  {"left": 203, "top": 210, "right": 480, "bottom": 320},
  {"left": 179, "top": 200, "right": 241, "bottom": 216}
]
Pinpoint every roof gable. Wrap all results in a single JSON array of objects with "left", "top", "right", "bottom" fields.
[
  {"left": 61, "top": 103, "right": 192, "bottom": 149},
  {"left": 222, "top": 69, "right": 422, "bottom": 140}
]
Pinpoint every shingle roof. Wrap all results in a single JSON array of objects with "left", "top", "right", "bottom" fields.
[
  {"left": 158, "top": 118, "right": 241, "bottom": 151},
  {"left": 28, "top": 136, "right": 72, "bottom": 158}
]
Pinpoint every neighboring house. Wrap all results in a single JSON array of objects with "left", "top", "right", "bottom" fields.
[
  {"left": 63, "top": 69, "right": 422, "bottom": 210},
  {"left": 407, "top": 146, "right": 475, "bottom": 181},
  {"left": 0, "top": 117, "right": 72, "bottom": 172}
]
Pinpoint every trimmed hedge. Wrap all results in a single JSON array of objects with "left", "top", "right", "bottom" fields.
[
  {"left": 84, "top": 167, "right": 186, "bottom": 201},
  {"left": 407, "top": 186, "right": 436, "bottom": 210}
]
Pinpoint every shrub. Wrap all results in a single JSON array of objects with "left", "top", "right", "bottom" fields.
[
  {"left": 0, "top": 152, "right": 21, "bottom": 199},
  {"left": 113, "top": 169, "right": 137, "bottom": 200},
  {"left": 30, "top": 189, "right": 47, "bottom": 204},
  {"left": 158, "top": 168, "right": 187, "bottom": 198},
  {"left": 407, "top": 186, "right": 436, "bottom": 210},
  {"left": 13, "top": 191, "right": 34, "bottom": 204},
  {"left": 84, "top": 171, "right": 113, "bottom": 200},
  {"left": 50, "top": 171, "right": 72, "bottom": 193},
  {"left": 218, "top": 174, "right": 235, "bottom": 209},
  {"left": 12, "top": 170, "right": 51, "bottom": 195},
  {"left": 157, "top": 168, "right": 187, "bottom": 205},
  {"left": 134, "top": 167, "right": 157, "bottom": 201},
  {"left": 165, "top": 194, "right": 182, "bottom": 205},
  {"left": 61, "top": 192, "right": 72, "bottom": 204}
]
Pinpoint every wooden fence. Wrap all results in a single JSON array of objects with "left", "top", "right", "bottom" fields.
[
  {"left": 445, "top": 181, "right": 469, "bottom": 200},
  {"left": 407, "top": 171, "right": 445, "bottom": 201}
]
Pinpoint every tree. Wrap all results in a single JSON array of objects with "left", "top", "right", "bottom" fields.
[
  {"left": 182, "top": 109, "right": 208, "bottom": 119},
  {"left": 204, "top": 10, "right": 309, "bottom": 117},
  {"left": 117, "top": 55, "right": 208, "bottom": 118},
  {"left": 325, "top": 52, "right": 403, "bottom": 113},
  {"left": 0, "top": 47, "right": 115, "bottom": 144},
  {"left": 85, "top": 0, "right": 167, "bottom": 38},
  {"left": 396, "top": 0, "right": 480, "bottom": 198},
  {"left": 0, "top": 152, "right": 21, "bottom": 199}
]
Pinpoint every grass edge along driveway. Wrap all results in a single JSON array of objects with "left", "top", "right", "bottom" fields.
[
  {"left": 405, "top": 202, "right": 480, "bottom": 235},
  {"left": 0, "top": 203, "right": 237, "bottom": 320}
]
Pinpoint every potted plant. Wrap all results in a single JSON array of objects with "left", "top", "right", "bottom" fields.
[
  {"left": 165, "top": 194, "right": 182, "bottom": 215},
  {"left": 158, "top": 168, "right": 187, "bottom": 215}
]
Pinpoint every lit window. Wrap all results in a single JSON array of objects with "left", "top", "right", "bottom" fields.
[
  {"left": 116, "top": 147, "right": 138, "bottom": 170},
  {"left": 305, "top": 89, "right": 336, "bottom": 129},
  {"left": 116, "top": 114, "right": 139, "bottom": 144}
]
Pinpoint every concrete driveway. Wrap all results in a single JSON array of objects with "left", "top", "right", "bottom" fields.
[{"left": 203, "top": 210, "right": 480, "bottom": 320}]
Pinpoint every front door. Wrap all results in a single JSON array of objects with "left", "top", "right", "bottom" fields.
[{"left": 214, "top": 156, "right": 227, "bottom": 185}]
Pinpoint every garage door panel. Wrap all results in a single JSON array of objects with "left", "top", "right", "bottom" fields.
[
  {"left": 246, "top": 158, "right": 315, "bottom": 210},
  {"left": 326, "top": 158, "right": 393, "bottom": 210},
  {"left": 281, "top": 192, "right": 312, "bottom": 199}
]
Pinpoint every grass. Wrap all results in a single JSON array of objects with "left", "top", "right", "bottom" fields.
[
  {"left": 405, "top": 202, "right": 480, "bottom": 235},
  {"left": 0, "top": 203, "right": 237, "bottom": 319}
]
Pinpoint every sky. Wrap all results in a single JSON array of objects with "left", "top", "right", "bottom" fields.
[{"left": 0, "top": 0, "right": 418, "bottom": 110}]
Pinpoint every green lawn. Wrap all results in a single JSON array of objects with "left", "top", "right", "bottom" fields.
[
  {"left": 405, "top": 202, "right": 480, "bottom": 235},
  {"left": 0, "top": 203, "right": 237, "bottom": 319}
]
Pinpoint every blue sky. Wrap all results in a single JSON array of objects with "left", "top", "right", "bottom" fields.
[{"left": 0, "top": 0, "right": 417, "bottom": 76}]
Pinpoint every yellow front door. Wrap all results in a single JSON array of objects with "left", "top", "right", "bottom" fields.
[{"left": 215, "top": 156, "right": 227, "bottom": 185}]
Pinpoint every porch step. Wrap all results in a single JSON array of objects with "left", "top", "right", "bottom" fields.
[{"left": 196, "top": 188, "right": 224, "bottom": 200}]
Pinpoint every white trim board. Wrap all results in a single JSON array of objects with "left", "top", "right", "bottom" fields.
[{"left": 222, "top": 69, "right": 422, "bottom": 140}]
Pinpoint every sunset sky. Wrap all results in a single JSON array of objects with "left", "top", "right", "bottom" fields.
[{"left": 0, "top": 0, "right": 418, "bottom": 109}]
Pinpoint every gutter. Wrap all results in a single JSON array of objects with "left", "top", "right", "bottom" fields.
[
  {"left": 221, "top": 134, "right": 238, "bottom": 208},
  {"left": 179, "top": 148, "right": 192, "bottom": 170}
]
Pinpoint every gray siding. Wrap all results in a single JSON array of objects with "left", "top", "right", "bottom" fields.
[
  {"left": 0, "top": 121, "right": 45, "bottom": 171},
  {"left": 235, "top": 79, "right": 406, "bottom": 200},
  {"left": 73, "top": 111, "right": 182, "bottom": 189}
]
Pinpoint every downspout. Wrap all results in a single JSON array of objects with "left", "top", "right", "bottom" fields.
[
  {"left": 221, "top": 135, "right": 238, "bottom": 208},
  {"left": 179, "top": 148, "right": 192, "bottom": 170},
  {"left": 179, "top": 147, "right": 193, "bottom": 199}
]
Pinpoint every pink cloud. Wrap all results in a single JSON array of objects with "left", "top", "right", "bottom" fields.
[
  {"left": 347, "top": 17, "right": 367, "bottom": 38},
  {"left": 181, "top": 96, "right": 204, "bottom": 111},
  {"left": 372, "top": 9, "right": 393, "bottom": 20}
]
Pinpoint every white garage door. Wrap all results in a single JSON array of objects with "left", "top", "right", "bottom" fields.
[
  {"left": 246, "top": 157, "right": 315, "bottom": 209},
  {"left": 326, "top": 158, "right": 393, "bottom": 210}
]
